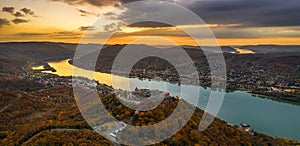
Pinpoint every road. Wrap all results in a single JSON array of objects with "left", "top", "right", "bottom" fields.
[
  {"left": 94, "top": 122, "right": 126, "bottom": 144},
  {"left": 0, "top": 94, "right": 21, "bottom": 113},
  {"left": 22, "top": 128, "right": 81, "bottom": 145}
]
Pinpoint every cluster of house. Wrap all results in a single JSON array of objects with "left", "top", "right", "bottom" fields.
[
  {"left": 132, "top": 87, "right": 174, "bottom": 99},
  {"left": 239, "top": 123, "right": 254, "bottom": 135},
  {"left": 72, "top": 78, "right": 98, "bottom": 91},
  {"left": 133, "top": 87, "right": 151, "bottom": 97},
  {"left": 21, "top": 73, "right": 73, "bottom": 87},
  {"left": 22, "top": 73, "right": 112, "bottom": 94},
  {"left": 269, "top": 87, "right": 298, "bottom": 93}
]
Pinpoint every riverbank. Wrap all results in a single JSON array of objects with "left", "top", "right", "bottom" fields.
[
  {"left": 70, "top": 44, "right": 300, "bottom": 103},
  {"left": 67, "top": 59, "right": 300, "bottom": 105},
  {"left": 37, "top": 58, "right": 300, "bottom": 105},
  {"left": 250, "top": 91, "right": 300, "bottom": 106},
  {"left": 31, "top": 59, "right": 300, "bottom": 141},
  {"left": 1, "top": 74, "right": 293, "bottom": 145},
  {"left": 33, "top": 58, "right": 300, "bottom": 108}
]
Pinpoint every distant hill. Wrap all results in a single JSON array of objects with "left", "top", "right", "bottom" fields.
[
  {"left": 0, "top": 42, "right": 299, "bottom": 74},
  {"left": 0, "top": 42, "right": 75, "bottom": 73},
  {"left": 0, "top": 42, "right": 105, "bottom": 73},
  {"left": 0, "top": 42, "right": 107, "bottom": 62},
  {"left": 0, "top": 42, "right": 74, "bottom": 61},
  {"left": 73, "top": 44, "right": 300, "bottom": 73},
  {"left": 1, "top": 43, "right": 299, "bottom": 63},
  {"left": 181, "top": 45, "right": 236, "bottom": 53},
  {"left": 240, "top": 45, "right": 300, "bottom": 54}
]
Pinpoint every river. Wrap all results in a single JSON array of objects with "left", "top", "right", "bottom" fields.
[{"left": 34, "top": 59, "right": 300, "bottom": 140}]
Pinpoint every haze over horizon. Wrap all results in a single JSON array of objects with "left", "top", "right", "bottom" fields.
[{"left": 1, "top": 0, "right": 300, "bottom": 46}]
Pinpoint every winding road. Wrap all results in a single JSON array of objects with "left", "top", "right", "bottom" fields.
[
  {"left": 22, "top": 128, "right": 81, "bottom": 145},
  {"left": 0, "top": 94, "right": 21, "bottom": 113}
]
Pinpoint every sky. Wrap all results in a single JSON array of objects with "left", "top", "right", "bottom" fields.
[{"left": 0, "top": 0, "right": 300, "bottom": 46}]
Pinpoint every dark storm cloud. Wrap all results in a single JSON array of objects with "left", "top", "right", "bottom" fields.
[
  {"left": 185, "top": 0, "right": 300, "bottom": 27},
  {"left": 128, "top": 21, "right": 173, "bottom": 28},
  {"left": 105, "top": 0, "right": 300, "bottom": 28},
  {"left": 119, "top": 0, "right": 140, "bottom": 4},
  {"left": 98, "top": 0, "right": 300, "bottom": 38},
  {"left": 20, "top": 8, "right": 34, "bottom": 15},
  {"left": 0, "top": 18, "right": 10, "bottom": 27},
  {"left": 12, "top": 18, "right": 29, "bottom": 24},
  {"left": 104, "top": 1, "right": 192, "bottom": 27},
  {"left": 47, "top": 0, "right": 300, "bottom": 27},
  {"left": 2, "top": 7, "right": 15, "bottom": 14}
]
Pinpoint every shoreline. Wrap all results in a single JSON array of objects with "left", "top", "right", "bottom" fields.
[
  {"left": 68, "top": 59, "right": 300, "bottom": 106},
  {"left": 249, "top": 91, "right": 300, "bottom": 106},
  {"left": 34, "top": 58, "right": 300, "bottom": 106},
  {"left": 29, "top": 59, "right": 300, "bottom": 141}
]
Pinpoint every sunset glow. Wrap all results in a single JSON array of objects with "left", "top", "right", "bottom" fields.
[{"left": 1, "top": 0, "right": 300, "bottom": 46}]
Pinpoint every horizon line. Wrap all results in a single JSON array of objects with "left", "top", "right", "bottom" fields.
[{"left": 1, "top": 41, "right": 300, "bottom": 47}]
